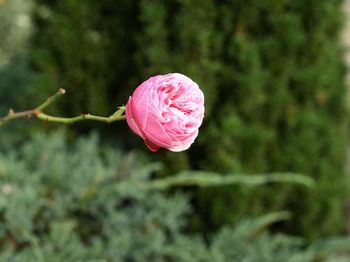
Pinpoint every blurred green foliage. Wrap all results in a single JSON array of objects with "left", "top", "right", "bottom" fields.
[
  {"left": 0, "top": 0, "right": 37, "bottom": 148},
  {"left": 25, "top": 0, "right": 348, "bottom": 239},
  {"left": 0, "top": 132, "right": 350, "bottom": 261},
  {"left": 0, "top": 0, "right": 33, "bottom": 67}
]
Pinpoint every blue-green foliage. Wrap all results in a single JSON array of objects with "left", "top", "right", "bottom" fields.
[
  {"left": 0, "top": 132, "right": 350, "bottom": 261},
  {"left": 0, "top": 132, "right": 190, "bottom": 261}
]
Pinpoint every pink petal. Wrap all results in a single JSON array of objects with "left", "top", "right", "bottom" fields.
[
  {"left": 125, "top": 97, "right": 144, "bottom": 139},
  {"left": 144, "top": 139, "right": 160, "bottom": 152},
  {"left": 143, "top": 111, "right": 173, "bottom": 148}
]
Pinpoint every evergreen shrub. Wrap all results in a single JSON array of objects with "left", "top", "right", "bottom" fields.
[{"left": 0, "top": 132, "right": 350, "bottom": 261}]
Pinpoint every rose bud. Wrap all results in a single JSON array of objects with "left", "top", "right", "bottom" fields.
[{"left": 126, "top": 73, "right": 205, "bottom": 152}]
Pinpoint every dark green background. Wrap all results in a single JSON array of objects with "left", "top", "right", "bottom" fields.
[{"left": 1, "top": 0, "right": 348, "bottom": 241}]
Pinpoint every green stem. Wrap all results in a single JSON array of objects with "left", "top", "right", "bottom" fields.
[
  {"left": 36, "top": 108, "right": 126, "bottom": 124},
  {"left": 0, "top": 89, "right": 126, "bottom": 126},
  {"left": 36, "top": 88, "right": 66, "bottom": 111}
]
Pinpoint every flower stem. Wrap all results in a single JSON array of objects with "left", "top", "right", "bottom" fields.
[
  {"left": 0, "top": 89, "right": 126, "bottom": 126},
  {"left": 36, "top": 109, "right": 126, "bottom": 124}
]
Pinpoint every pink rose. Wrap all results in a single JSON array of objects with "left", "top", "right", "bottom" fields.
[{"left": 126, "top": 73, "right": 205, "bottom": 152}]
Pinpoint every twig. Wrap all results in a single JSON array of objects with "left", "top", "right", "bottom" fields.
[
  {"left": 36, "top": 88, "right": 66, "bottom": 111},
  {"left": 0, "top": 89, "right": 126, "bottom": 126},
  {"left": 36, "top": 110, "right": 126, "bottom": 124}
]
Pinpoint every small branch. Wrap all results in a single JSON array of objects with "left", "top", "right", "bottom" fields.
[
  {"left": 0, "top": 89, "right": 126, "bottom": 126},
  {"left": 0, "top": 109, "right": 36, "bottom": 123},
  {"left": 36, "top": 88, "right": 66, "bottom": 111},
  {"left": 0, "top": 89, "right": 66, "bottom": 124},
  {"left": 36, "top": 108, "right": 126, "bottom": 124}
]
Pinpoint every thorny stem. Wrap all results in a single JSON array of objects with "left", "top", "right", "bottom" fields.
[{"left": 0, "top": 88, "right": 126, "bottom": 126}]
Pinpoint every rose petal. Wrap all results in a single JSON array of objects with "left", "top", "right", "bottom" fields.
[
  {"left": 143, "top": 111, "right": 173, "bottom": 147},
  {"left": 125, "top": 97, "right": 144, "bottom": 138},
  {"left": 144, "top": 138, "right": 160, "bottom": 152}
]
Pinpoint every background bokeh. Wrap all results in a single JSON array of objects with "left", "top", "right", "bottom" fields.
[{"left": 1, "top": 0, "right": 350, "bottom": 261}]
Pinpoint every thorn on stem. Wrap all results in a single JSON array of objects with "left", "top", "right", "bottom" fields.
[
  {"left": 58, "top": 88, "right": 66, "bottom": 95},
  {"left": 8, "top": 109, "right": 14, "bottom": 115}
]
